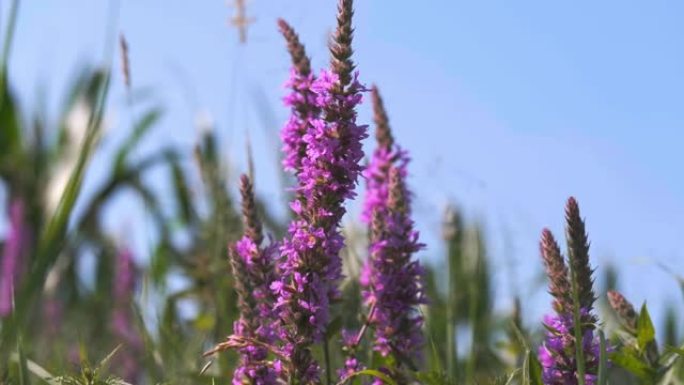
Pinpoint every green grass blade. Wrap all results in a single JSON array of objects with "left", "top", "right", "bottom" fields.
[
  {"left": 337, "top": 369, "right": 397, "bottom": 385},
  {"left": 0, "top": 0, "right": 20, "bottom": 108},
  {"left": 598, "top": 330, "right": 608, "bottom": 385}
]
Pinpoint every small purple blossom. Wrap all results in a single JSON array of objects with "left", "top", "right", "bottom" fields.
[{"left": 0, "top": 199, "right": 28, "bottom": 317}]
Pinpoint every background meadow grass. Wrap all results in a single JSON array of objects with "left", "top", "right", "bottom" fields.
[{"left": 0, "top": 1, "right": 683, "bottom": 384}]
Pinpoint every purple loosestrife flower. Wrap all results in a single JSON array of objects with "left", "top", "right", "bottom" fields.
[
  {"left": 360, "top": 86, "right": 409, "bottom": 224},
  {"left": 538, "top": 311, "right": 600, "bottom": 385},
  {"left": 361, "top": 167, "right": 426, "bottom": 365},
  {"left": 360, "top": 86, "right": 425, "bottom": 367},
  {"left": 274, "top": 1, "right": 367, "bottom": 383},
  {"left": 230, "top": 175, "right": 280, "bottom": 385},
  {"left": 278, "top": 19, "right": 320, "bottom": 175},
  {"left": 537, "top": 198, "right": 606, "bottom": 385},
  {"left": 111, "top": 247, "right": 143, "bottom": 383},
  {"left": 0, "top": 199, "right": 28, "bottom": 317}
]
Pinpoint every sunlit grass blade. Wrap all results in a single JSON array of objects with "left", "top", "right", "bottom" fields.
[{"left": 598, "top": 330, "right": 608, "bottom": 385}]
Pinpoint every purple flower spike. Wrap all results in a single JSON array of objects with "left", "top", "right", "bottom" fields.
[
  {"left": 281, "top": 70, "right": 320, "bottom": 174},
  {"left": 361, "top": 85, "right": 409, "bottom": 224},
  {"left": 278, "top": 19, "right": 320, "bottom": 175},
  {"left": 361, "top": 145, "right": 409, "bottom": 224},
  {"left": 360, "top": 86, "right": 426, "bottom": 368},
  {"left": 537, "top": 199, "right": 610, "bottom": 385},
  {"left": 362, "top": 167, "right": 426, "bottom": 365},
  {"left": 111, "top": 247, "right": 143, "bottom": 383},
  {"left": 229, "top": 174, "right": 281, "bottom": 385},
  {"left": 0, "top": 199, "right": 28, "bottom": 317},
  {"left": 231, "top": 237, "right": 281, "bottom": 385},
  {"left": 274, "top": 67, "right": 367, "bottom": 383},
  {"left": 275, "top": 1, "right": 366, "bottom": 382}
]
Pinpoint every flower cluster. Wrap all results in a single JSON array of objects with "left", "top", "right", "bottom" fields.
[
  {"left": 0, "top": 199, "right": 27, "bottom": 317},
  {"left": 359, "top": 86, "right": 426, "bottom": 366},
  {"left": 361, "top": 167, "right": 426, "bottom": 363},
  {"left": 539, "top": 310, "right": 600, "bottom": 385},
  {"left": 361, "top": 86, "right": 409, "bottom": 224},
  {"left": 272, "top": 1, "right": 368, "bottom": 382},
  {"left": 231, "top": 237, "right": 281, "bottom": 385},
  {"left": 230, "top": 175, "right": 280, "bottom": 385},
  {"left": 278, "top": 18, "right": 319, "bottom": 175},
  {"left": 537, "top": 198, "right": 605, "bottom": 385},
  {"left": 273, "top": 66, "right": 367, "bottom": 382}
]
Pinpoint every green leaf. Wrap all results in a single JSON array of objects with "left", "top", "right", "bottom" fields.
[
  {"left": 598, "top": 330, "right": 608, "bottom": 385},
  {"left": 610, "top": 351, "right": 656, "bottom": 381},
  {"left": 339, "top": 369, "right": 397, "bottom": 385},
  {"left": 528, "top": 353, "right": 544, "bottom": 385},
  {"left": 521, "top": 348, "right": 543, "bottom": 385},
  {"left": 521, "top": 349, "right": 531, "bottom": 385},
  {"left": 170, "top": 159, "right": 195, "bottom": 224},
  {"left": 325, "top": 316, "right": 344, "bottom": 340},
  {"left": 665, "top": 346, "right": 684, "bottom": 357},
  {"left": 9, "top": 354, "right": 57, "bottom": 385},
  {"left": 0, "top": 81, "right": 20, "bottom": 166},
  {"left": 414, "top": 370, "right": 456, "bottom": 385},
  {"left": 637, "top": 303, "right": 656, "bottom": 350},
  {"left": 17, "top": 336, "right": 30, "bottom": 385},
  {"left": 114, "top": 107, "right": 163, "bottom": 173}
]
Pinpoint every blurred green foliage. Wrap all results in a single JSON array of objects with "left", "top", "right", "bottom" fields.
[{"left": 0, "top": 2, "right": 682, "bottom": 385}]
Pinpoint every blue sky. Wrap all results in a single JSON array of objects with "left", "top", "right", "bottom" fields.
[{"left": 3, "top": 1, "right": 684, "bottom": 332}]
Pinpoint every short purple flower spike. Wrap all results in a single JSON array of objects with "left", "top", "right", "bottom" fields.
[
  {"left": 231, "top": 236, "right": 281, "bottom": 385},
  {"left": 537, "top": 199, "right": 609, "bottom": 385},
  {"left": 360, "top": 86, "right": 426, "bottom": 367},
  {"left": 361, "top": 166, "right": 427, "bottom": 364},
  {"left": 227, "top": 174, "right": 281, "bottom": 385},
  {"left": 111, "top": 247, "right": 143, "bottom": 382},
  {"left": 0, "top": 199, "right": 28, "bottom": 317}
]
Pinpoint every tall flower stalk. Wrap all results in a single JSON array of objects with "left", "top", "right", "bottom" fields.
[
  {"left": 360, "top": 86, "right": 426, "bottom": 369},
  {"left": 0, "top": 199, "right": 27, "bottom": 317},
  {"left": 538, "top": 198, "right": 603, "bottom": 385},
  {"left": 273, "top": 0, "right": 367, "bottom": 382},
  {"left": 229, "top": 174, "right": 280, "bottom": 385}
]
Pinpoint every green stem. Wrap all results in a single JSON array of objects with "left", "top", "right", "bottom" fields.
[
  {"left": 446, "top": 243, "right": 456, "bottom": 380},
  {"left": 570, "top": 265, "right": 587, "bottom": 385},
  {"left": 0, "top": 0, "right": 20, "bottom": 108},
  {"left": 465, "top": 254, "right": 480, "bottom": 383},
  {"left": 324, "top": 338, "right": 332, "bottom": 385}
]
